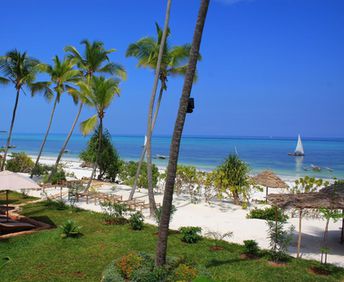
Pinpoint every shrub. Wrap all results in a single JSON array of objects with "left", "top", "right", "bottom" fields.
[
  {"left": 100, "top": 201, "right": 128, "bottom": 224},
  {"left": 243, "top": 240, "right": 260, "bottom": 256},
  {"left": 6, "top": 152, "right": 34, "bottom": 173},
  {"left": 131, "top": 266, "right": 169, "bottom": 282},
  {"left": 154, "top": 205, "right": 177, "bottom": 226},
  {"left": 119, "top": 160, "right": 159, "bottom": 188},
  {"left": 60, "top": 220, "right": 82, "bottom": 238},
  {"left": 204, "top": 231, "right": 232, "bottom": 247},
  {"left": 80, "top": 129, "right": 121, "bottom": 182},
  {"left": 129, "top": 212, "right": 144, "bottom": 230},
  {"left": 31, "top": 163, "right": 53, "bottom": 176},
  {"left": 247, "top": 207, "right": 288, "bottom": 223},
  {"left": 173, "top": 264, "right": 198, "bottom": 282},
  {"left": 116, "top": 252, "right": 143, "bottom": 280},
  {"left": 42, "top": 166, "right": 66, "bottom": 184},
  {"left": 266, "top": 220, "right": 294, "bottom": 262},
  {"left": 179, "top": 226, "right": 202, "bottom": 244},
  {"left": 46, "top": 199, "right": 68, "bottom": 210},
  {"left": 211, "top": 154, "right": 251, "bottom": 205}
]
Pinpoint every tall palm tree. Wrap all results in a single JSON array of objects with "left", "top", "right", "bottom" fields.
[
  {"left": 126, "top": 0, "right": 172, "bottom": 215},
  {"left": 78, "top": 76, "right": 121, "bottom": 189},
  {"left": 49, "top": 40, "right": 126, "bottom": 179},
  {"left": 155, "top": 0, "right": 210, "bottom": 266},
  {"left": 30, "top": 56, "right": 81, "bottom": 178},
  {"left": 0, "top": 50, "right": 42, "bottom": 170},
  {"left": 126, "top": 23, "right": 200, "bottom": 201}
]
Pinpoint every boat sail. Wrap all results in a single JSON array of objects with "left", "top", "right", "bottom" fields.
[{"left": 288, "top": 134, "right": 305, "bottom": 156}]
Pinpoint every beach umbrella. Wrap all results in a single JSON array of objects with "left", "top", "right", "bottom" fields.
[
  {"left": 0, "top": 170, "right": 40, "bottom": 220},
  {"left": 252, "top": 170, "right": 288, "bottom": 201}
]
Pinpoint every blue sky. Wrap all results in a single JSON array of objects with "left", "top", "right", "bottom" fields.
[{"left": 0, "top": 0, "right": 343, "bottom": 138}]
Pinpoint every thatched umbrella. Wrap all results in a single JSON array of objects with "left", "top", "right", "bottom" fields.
[
  {"left": 0, "top": 170, "right": 40, "bottom": 221},
  {"left": 252, "top": 170, "right": 289, "bottom": 202},
  {"left": 268, "top": 182, "right": 344, "bottom": 258}
]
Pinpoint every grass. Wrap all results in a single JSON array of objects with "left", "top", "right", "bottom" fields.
[
  {"left": 0, "top": 201, "right": 343, "bottom": 282},
  {"left": 0, "top": 191, "right": 38, "bottom": 205}
]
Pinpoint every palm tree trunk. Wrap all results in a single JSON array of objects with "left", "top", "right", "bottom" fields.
[
  {"left": 31, "top": 96, "right": 59, "bottom": 178},
  {"left": 49, "top": 102, "right": 83, "bottom": 181},
  {"left": 155, "top": 0, "right": 209, "bottom": 266},
  {"left": 129, "top": 84, "right": 164, "bottom": 200},
  {"left": 1, "top": 88, "right": 20, "bottom": 171},
  {"left": 86, "top": 117, "right": 103, "bottom": 190},
  {"left": 145, "top": 0, "right": 172, "bottom": 216}
]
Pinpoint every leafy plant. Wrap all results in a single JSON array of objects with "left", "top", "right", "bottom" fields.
[
  {"left": 243, "top": 240, "right": 260, "bottom": 257},
  {"left": 43, "top": 166, "right": 66, "bottom": 184},
  {"left": 60, "top": 220, "right": 82, "bottom": 238},
  {"left": 173, "top": 263, "right": 198, "bottom": 282},
  {"left": 291, "top": 176, "right": 329, "bottom": 194},
  {"left": 175, "top": 165, "right": 201, "bottom": 202},
  {"left": 179, "top": 226, "right": 202, "bottom": 244},
  {"left": 119, "top": 160, "right": 159, "bottom": 188},
  {"left": 80, "top": 129, "right": 121, "bottom": 182},
  {"left": 211, "top": 155, "right": 251, "bottom": 205},
  {"left": 116, "top": 252, "right": 143, "bottom": 280},
  {"left": 6, "top": 152, "right": 34, "bottom": 173},
  {"left": 204, "top": 230, "right": 232, "bottom": 247},
  {"left": 154, "top": 205, "right": 177, "bottom": 225},
  {"left": 100, "top": 201, "right": 128, "bottom": 224},
  {"left": 266, "top": 220, "right": 294, "bottom": 262},
  {"left": 247, "top": 207, "right": 289, "bottom": 223},
  {"left": 129, "top": 212, "right": 144, "bottom": 230}
]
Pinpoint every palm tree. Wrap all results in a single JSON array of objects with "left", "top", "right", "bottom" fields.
[
  {"left": 78, "top": 76, "right": 121, "bottom": 189},
  {"left": 49, "top": 40, "right": 126, "bottom": 179},
  {"left": 125, "top": 0, "right": 172, "bottom": 215},
  {"left": 30, "top": 56, "right": 81, "bottom": 178},
  {"left": 155, "top": 0, "right": 210, "bottom": 266},
  {"left": 126, "top": 23, "right": 200, "bottom": 201},
  {"left": 0, "top": 50, "right": 42, "bottom": 170}
]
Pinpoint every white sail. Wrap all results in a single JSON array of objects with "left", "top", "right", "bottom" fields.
[{"left": 295, "top": 134, "right": 304, "bottom": 155}]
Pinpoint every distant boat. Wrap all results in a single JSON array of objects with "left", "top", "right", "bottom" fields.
[
  {"left": 288, "top": 134, "right": 305, "bottom": 156},
  {"left": 310, "top": 164, "right": 321, "bottom": 172},
  {"left": 155, "top": 154, "right": 168, "bottom": 160}
]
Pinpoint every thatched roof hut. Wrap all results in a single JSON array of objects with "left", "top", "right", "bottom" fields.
[
  {"left": 252, "top": 170, "right": 289, "bottom": 189},
  {"left": 252, "top": 170, "right": 289, "bottom": 202},
  {"left": 267, "top": 182, "right": 344, "bottom": 257}
]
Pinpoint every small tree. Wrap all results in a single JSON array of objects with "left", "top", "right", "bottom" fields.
[
  {"left": 175, "top": 165, "right": 200, "bottom": 202},
  {"left": 119, "top": 161, "right": 159, "bottom": 188},
  {"left": 80, "top": 129, "right": 121, "bottom": 182},
  {"left": 213, "top": 155, "right": 251, "bottom": 205},
  {"left": 6, "top": 152, "right": 34, "bottom": 173},
  {"left": 291, "top": 176, "right": 329, "bottom": 194},
  {"left": 266, "top": 220, "right": 294, "bottom": 262}
]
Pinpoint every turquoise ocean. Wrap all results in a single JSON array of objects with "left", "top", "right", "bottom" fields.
[{"left": 1, "top": 133, "right": 344, "bottom": 179}]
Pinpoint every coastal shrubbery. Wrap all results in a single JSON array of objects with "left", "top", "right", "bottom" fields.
[
  {"left": 100, "top": 201, "right": 128, "bottom": 225},
  {"left": 129, "top": 212, "right": 144, "bottom": 230},
  {"left": 247, "top": 207, "right": 289, "bottom": 223},
  {"left": 80, "top": 129, "right": 121, "bottom": 182},
  {"left": 60, "top": 219, "right": 82, "bottom": 238},
  {"left": 119, "top": 161, "right": 159, "bottom": 188},
  {"left": 179, "top": 226, "right": 202, "bottom": 244},
  {"left": 6, "top": 152, "right": 34, "bottom": 173}
]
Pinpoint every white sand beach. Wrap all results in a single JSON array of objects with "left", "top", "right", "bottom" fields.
[{"left": 23, "top": 156, "right": 344, "bottom": 267}]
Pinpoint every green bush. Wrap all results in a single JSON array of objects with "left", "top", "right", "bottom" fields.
[
  {"left": 154, "top": 205, "right": 177, "bottom": 225},
  {"left": 80, "top": 129, "right": 121, "bottom": 182},
  {"left": 46, "top": 199, "right": 68, "bottom": 210},
  {"left": 60, "top": 220, "right": 82, "bottom": 238},
  {"left": 43, "top": 167, "right": 66, "bottom": 184},
  {"left": 100, "top": 201, "right": 128, "bottom": 224},
  {"left": 129, "top": 212, "right": 144, "bottom": 230},
  {"left": 31, "top": 163, "right": 53, "bottom": 176},
  {"left": 243, "top": 240, "right": 260, "bottom": 256},
  {"left": 247, "top": 207, "right": 288, "bottom": 222},
  {"left": 6, "top": 152, "right": 34, "bottom": 173},
  {"left": 173, "top": 263, "right": 198, "bottom": 282},
  {"left": 179, "top": 226, "right": 202, "bottom": 244},
  {"left": 119, "top": 161, "right": 159, "bottom": 188}
]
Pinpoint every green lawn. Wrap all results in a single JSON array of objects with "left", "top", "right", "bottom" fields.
[
  {"left": 0, "top": 202, "right": 343, "bottom": 282},
  {"left": 0, "top": 191, "right": 38, "bottom": 206}
]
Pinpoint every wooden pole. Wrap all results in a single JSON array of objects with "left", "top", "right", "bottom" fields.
[
  {"left": 274, "top": 206, "right": 278, "bottom": 252},
  {"left": 297, "top": 209, "right": 303, "bottom": 258},
  {"left": 266, "top": 187, "right": 269, "bottom": 203}
]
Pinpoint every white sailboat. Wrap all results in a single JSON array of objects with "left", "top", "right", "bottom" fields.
[{"left": 288, "top": 134, "right": 305, "bottom": 156}]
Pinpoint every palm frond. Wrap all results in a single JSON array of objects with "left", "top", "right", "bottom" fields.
[
  {"left": 30, "top": 81, "right": 54, "bottom": 101},
  {"left": 0, "top": 76, "right": 10, "bottom": 85},
  {"left": 80, "top": 114, "right": 98, "bottom": 136}
]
